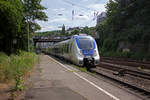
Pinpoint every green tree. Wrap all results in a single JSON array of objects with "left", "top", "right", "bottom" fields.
[
  {"left": 23, "top": 0, "right": 48, "bottom": 32},
  {"left": 0, "top": 0, "right": 48, "bottom": 54},
  {"left": 96, "top": 0, "right": 150, "bottom": 58},
  {"left": 71, "top": 29, "right": 80, "bottom": 35},
  {"left": 0, "top": 0, "right": 23, "bottom": 54},
  {"left": 61, "top": 24, "right": 66, "bottom": 36},
  {"left": 22, "top": 0, "right": 48, "bottom": 52},
  {"left": 81, "top": 26, "right": 89, "bottom": 34}
]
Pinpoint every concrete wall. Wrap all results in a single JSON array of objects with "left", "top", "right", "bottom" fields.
[
  {"left": 118, "top": 41, "right": 131, "bottom": 51},
  {"left": 118, "top": 41, "right": 148, "bottom": 53},
  {"left": 148, "top": 41, "right": 150, "bottom": 52}
]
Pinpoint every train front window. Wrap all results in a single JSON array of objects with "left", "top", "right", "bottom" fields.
[{"left": 78, "top": 38, "right": 93, "bottom": 49}]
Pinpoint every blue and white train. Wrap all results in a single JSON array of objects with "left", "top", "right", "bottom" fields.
[{"left": 46, "top": 34, "right": 100, "bottom": 70}]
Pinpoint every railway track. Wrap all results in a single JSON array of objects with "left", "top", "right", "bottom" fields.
[
  {"left": 101, "top": 57, "right": 150, "bottom": 69},
  {"left": 101, "top": 57, "right": 150, "bottom": 63},
  {"left": 100, "top": 57, "right": 150, "bottom": 84},
  {"left": 90, "top": 68, "right": 150, "bottom": 100},
  {"left": 91, "top": 57, "right": 150, "bottom": 100},
  {"left": 99, "top": 62, "right": 150, "bottom": 80}
]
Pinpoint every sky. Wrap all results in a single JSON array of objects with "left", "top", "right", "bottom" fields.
[{"left": 37, "top": 0, "right": 109, "bottom": 32}]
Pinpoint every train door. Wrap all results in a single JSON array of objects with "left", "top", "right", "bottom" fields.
[{"left": 69, "top": 39, "right": 74, "bottom": 61}]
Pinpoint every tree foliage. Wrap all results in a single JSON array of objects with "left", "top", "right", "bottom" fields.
[
  {"left": 0, "top": 0, "right": 48, "bottom": 54},
  {"left": 61, "top": 24, "right": 66, "bottom": 36},
  {"left": 0, "top": 0, "right": 23, "bottom": 54},
  {"left": 35, "top": 30, "right": 62, "bottom": 37},
  {"left": 96, "top": 0, "right": 150, "bottom": 54},
  {"left": 23, "top": 0, "right": 48, "bottom": 32}
]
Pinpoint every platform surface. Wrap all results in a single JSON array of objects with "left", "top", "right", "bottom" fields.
[{"left": 25, "top": 55, "right": 142, "bottom": 100}]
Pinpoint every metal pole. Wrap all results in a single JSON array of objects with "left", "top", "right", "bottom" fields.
[{"left": 27, "top": 20, "right": 30, "bottom": 52}]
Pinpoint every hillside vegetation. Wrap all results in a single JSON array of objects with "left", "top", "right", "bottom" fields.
[
  {"left": 35, "top": 26, "right": 96, "bottom": 37},
  {"left": 96, "top": 0, "right": 150, "bottom": 60}
]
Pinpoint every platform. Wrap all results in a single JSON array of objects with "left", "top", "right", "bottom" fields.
[{"left": 25, "top": 55, "right": 142, "bottom": 100}]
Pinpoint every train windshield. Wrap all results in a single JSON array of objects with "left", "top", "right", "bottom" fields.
[{"left": 78, "top": 38, "right": 93, "bottom": 49}]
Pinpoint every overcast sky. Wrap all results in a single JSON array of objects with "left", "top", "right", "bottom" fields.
[{"left": 37, "top": 0, "right": 109, "bottom": 32}]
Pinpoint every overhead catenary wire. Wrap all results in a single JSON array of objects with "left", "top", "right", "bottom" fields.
[
  {"left": 61, "top": 0, "right": 100, "bottom": 21},
  {"left": 62, "top": 0, "right": 92, "bottom": 11}
]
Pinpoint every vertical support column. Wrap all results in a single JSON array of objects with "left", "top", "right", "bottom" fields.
[{"left": 27, "top": 20, "right": 30, "bottom": 52}]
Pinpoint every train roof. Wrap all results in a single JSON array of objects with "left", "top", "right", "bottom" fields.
[
  {"left": 72, "top": 34, "right": 94, "bottom": 40},
  {"left": 52, "top": 34, "right": 94, "bottom": 46}
]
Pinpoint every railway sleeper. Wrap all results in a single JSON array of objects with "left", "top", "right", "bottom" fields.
[{"left": 113, "top": 69, "right": 126, "bottom": 76}]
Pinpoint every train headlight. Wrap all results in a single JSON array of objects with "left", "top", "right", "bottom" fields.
[
  {"left": 93, "top": 50, "right": 97, "bottom": 56},
  {"left": 79, "top": 50, "right": 83, "bottom": 56},
  {"left": 80, "top": 50, "right": 82, "bottom": 54}
]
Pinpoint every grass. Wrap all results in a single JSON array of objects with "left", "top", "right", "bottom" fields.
[
  {"left": 70, "top": 64, "right": 87, "bottom": 72},
  {"left": 70, "top": 63, "right": 97, "bottom": 78},
  {"left": 50, "top": 55, "right": 88, "bottom": 72},
  {"left": 78, "top": 67, "right": 87, "bottom": 72},
  {"left": 0, "top": 51, "right": 37, "bottom": 90},
  {"left": 38, "top": 55, "right": 40, "bottom": 64}
]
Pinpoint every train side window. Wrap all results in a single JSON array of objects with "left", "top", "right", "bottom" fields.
[
  {"left": 65, "top": 44, "right": 67, "bottom": 53},
  {"left": 66, "top": 44, "right": 68, "bottom": 53},
  {"left": 64, "top": 44, "right": 66, "bottom": 53},
  {"left": 68, "top": 43, "right": 70, "bottom": 52},
  {"left": 69, "top": 41, "right": 73, "bottom": 53},
  {"left": 62, "top": 44, "right": 64, "bottom": 54}
]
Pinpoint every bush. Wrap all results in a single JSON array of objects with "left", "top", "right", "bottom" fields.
[
  {"left": 0, "top": 52, "right": 10, "bottom": 81},
  {"left": 0, "top": 51, "right": 36, "bottom": 90},
  {"left": 144, "top": 53, "right": 150, "bottom": 60},
  {"left": 100, "top": 50, "right": 150, "bottom": 61},
  {"left": 102, "top": 38, "right": 118, "bottom": 52},
  {"left": 130, "top": 52, "right": 146, "bottom": 60}
]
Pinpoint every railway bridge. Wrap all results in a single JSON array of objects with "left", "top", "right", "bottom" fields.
[{"left": 33, "top": 36, "right": 71, "bottom": 49}]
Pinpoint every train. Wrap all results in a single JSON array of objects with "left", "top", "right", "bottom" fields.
[{"left": 45, "top": 34, "right": 100, "bottom": 70}]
